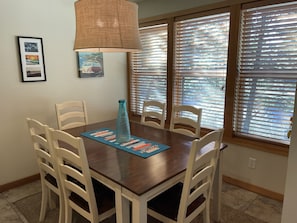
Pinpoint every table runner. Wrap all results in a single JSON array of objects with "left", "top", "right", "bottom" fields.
[{"left": 81, "top": 128, "right": 170, "bottom": 158}]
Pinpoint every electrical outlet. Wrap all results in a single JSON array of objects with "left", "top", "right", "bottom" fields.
[{"left": 248, "top": 157, "right": 256, "bottom": 169}]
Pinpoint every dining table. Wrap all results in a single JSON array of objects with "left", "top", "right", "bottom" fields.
[{"left": 66, "top": 119, "right": 227, "bottom": 223}]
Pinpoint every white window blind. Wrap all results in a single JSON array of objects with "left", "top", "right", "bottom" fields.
[
  {"left": 174, "top": 13, "right": 230, "bottom": 129},
  {"left": 235, "top": 2, "right": 297, "bottom": 142},
  {"left": 130, "top": 24, "right": 168, "bottom": 115}
]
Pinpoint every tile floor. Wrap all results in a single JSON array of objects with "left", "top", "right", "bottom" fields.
[
  {"left": 0, "top": 180, "right": 283, "bottom": 223},
  {"left": 222, "top": 183, "right": 283, "bottom": 223}
]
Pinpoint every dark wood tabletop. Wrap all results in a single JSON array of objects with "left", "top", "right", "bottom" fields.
[{"left": 66, "top": 119, "right": 225, "bottom": 196}]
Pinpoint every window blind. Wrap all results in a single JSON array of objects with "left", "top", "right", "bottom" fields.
[
  {"left": 235, "top": 2, "right": 297, "bottom": 142},
  {"left": 130, "top": 24, "right": 168, "bottom": 115},
  {"left": 174, "top": 13, "right": 230, "bottom": 129}
]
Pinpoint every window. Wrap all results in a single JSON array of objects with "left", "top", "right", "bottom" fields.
[
  {"left": 130, "top": 24, "right": 168, "bottom": 115},
  {"left": 128, "top": 0, "right": 297, "bottom": 153},
  {"left": 234, "top": 2, "right": 297, "bottom": 143},
  {"left": 174, "top": 13, "right": 230, "bottom": 129}
]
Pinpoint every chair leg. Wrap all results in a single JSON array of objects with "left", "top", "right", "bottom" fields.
[
  {"left": 203, "top": 204, "right": 211, "bottom": 223},
  {"left": 48, "top": 190, "right": 57, "bottom": 209},
  {"left": 65, "top": 204, "right": 72, "bottom": 223},
  {"left": 39, "top": 183, "right": 48, "bottom": 221},
  {"left": 58, "top": 194, "right": 65, "bottom": 223}
]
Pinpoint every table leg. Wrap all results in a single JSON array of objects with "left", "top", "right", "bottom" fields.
[
  {"left": 90, "top": 171, "right": 125, "bottom": 223},
  {"left": 114, "top": 186, "right": 124, "bottom": 223},
  {"left": 132, "top": 196, "right": 147, "bottom": 223},
  {"left": 122, "top": 196, "right": 130, "bottom": 223},
  {"left": 213, "top": 150, "right": 224, "bottom": 222}
]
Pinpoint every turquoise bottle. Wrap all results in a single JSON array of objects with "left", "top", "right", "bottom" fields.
[{"left": 116, "top": 99, "right": 131, "bottom": 143}]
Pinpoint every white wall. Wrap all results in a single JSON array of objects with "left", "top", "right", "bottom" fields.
[
  {"left": 0, "top": 0, "right": 127, "bottom": 185},
  {"left": 281, "top": 86, "right": 297, "bottom": 223},
  {"left": 224, "top": 144, "right": 288, "bottom": 194},
  {"left": 137, "top": 0, "right": 289, "bottom": 195}
]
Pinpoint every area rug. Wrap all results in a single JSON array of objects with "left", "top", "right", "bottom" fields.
[{"left": 13, "top": 192, "right": 267, "bottom": 223}]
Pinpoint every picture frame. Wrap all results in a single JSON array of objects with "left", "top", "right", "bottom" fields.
[
  {"left": 17, "top": 36, "right": 46, "bottom": 82},
  {"left": 77, "top": 52, "right": 104, "bottom": 78}
]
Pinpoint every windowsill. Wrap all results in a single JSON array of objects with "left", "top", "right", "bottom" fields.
[
  {"left": 130, "top": 115, "right": 289, "bottom": 156},
  {"left": 223, "top": 135, "right": 289, "bottom": 157}
]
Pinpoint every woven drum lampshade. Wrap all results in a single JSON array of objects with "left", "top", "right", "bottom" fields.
[{"left": 74, "top": 0, "right": 142, "bottom": 52}]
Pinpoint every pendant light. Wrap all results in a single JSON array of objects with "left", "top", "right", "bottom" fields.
[{"left": 74, "top": 0, "right": 142, "bottom": 52}]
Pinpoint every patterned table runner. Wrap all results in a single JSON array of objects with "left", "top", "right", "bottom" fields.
[{"left": 81, "top": 128, "right": 170, "bottom": 158}]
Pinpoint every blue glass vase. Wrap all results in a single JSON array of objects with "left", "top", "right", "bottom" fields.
[{"left": 116, "top": 99, "right": 131, "bottom": 143}]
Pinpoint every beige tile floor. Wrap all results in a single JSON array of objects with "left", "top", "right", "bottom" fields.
[
  {"left": 222, "top": 183, "right": 283, "bottom": 223},
  {"left": 0, "top": 180, "right": 283, "bottom": 223}
]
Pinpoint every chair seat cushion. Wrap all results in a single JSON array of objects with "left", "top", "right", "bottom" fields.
[
  {"left": 148, "top": 182, "right": 205, "bottom": 220},
  {"left": 69, "top": 178, "right": 115, "bottom": 214}
]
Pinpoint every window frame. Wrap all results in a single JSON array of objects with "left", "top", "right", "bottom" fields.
[
  {"left": 129, "top": 22, "right": 169, "bottom": 116},
  {"left": 173, "top": 10, "right": 230, "bottom": 130},
  {"left": 128, "top": 0, "right": 294, "bottom": 156}
]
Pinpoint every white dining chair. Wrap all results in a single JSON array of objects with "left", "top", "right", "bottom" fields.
[
  {"left": 141, "top": 100, "right": 166, "bottom": 129},
  {"left": 55, "top": 100, "right": 88, "bottom": 130},
  {"left": 170, "top": 105, "right": 202, "bottom": 138},
  {"left": 48, "top": 128, "right": 116, "bottom": 223},
  {"left": 26, "top": 118, "right": 64, "bottom": 223},
  {"left": 148, "top": 128, "right": 224, "bottom": 223}
]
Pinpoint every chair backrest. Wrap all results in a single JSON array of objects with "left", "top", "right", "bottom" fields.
[
  {"left": 141, "top": 100, "right": 166, "bottom": 129},
  {"left": 55, "top": 100, "right": 88, "bottom": 130},
  {"left": 26, "top": 118, "right": 61, "bottom": 194},
  {"left": 177, "top": 128, "right": 224, "bottom": 223},
  {"left": 48, "top": 128, "right": 100, "bottom": 222},
  {"left": 170, "top": 105, "right": 202, "bottom": 138}
]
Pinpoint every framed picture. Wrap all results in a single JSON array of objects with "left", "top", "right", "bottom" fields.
[
  {"left": 17, "top": 36, "right": 46, "bottom": 82},
  {"left": 77, "top": 52, "right": 104, "bottom": 78}
]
